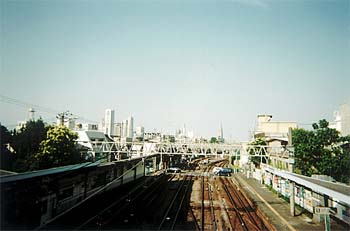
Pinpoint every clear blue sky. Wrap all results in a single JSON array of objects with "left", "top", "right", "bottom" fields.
[{"left": 1, "top": 0, "right": 349, "bottom": 141}]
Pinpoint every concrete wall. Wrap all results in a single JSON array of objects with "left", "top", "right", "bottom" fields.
[{"left": 258, "top": 122, "right": 297, "bottom": 134}]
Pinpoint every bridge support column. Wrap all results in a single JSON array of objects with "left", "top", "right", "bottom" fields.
[
  {"left": 290, "top": 181, "right": 295, "bottom": 216},
  {"left": 260, "top": 172, "right": 264, "bottom": 185},
  {"left": 159, "top": 153, "right": 163, "bottom": 170}
]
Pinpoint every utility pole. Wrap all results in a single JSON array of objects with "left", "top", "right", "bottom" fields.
[
  {"left": 56, "top": 111, "right": 73, "bottom": 127},
  {"left": 56, "top": 112, "right": 65, "bottom": 126},
  {"left": 288, "top": 127, "right": 295, "bottom": 216}
]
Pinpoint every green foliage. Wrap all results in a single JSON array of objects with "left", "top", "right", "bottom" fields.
[
  {"left": 1, "top": 121, "right": 84, "bottom": 172},
  {"left": 210, "top": 137, "right": 218, "bottom": 143},
  {"left": 1, "top": 124, "right": 14, "bottom": 170},
  {"left": 11, "top": 119, "right": 48, "bottom": 172},
  {"left": 293, "top": 119, "right": 350, "bottom": 183},
  {"left": 248, "top": 138, "right": 267, "bottom": 167},
  {"left": 292, "top": 128, "right": 316, "bottom": 175},
  {"left": 34, "top": 126, "right": 82, "bottom": 169},
  {"left": 1, "top": 124, "right": 12, "bottom": 145}
]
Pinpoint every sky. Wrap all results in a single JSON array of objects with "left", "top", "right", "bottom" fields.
[{"left": 1, "top": 0, "right": 349, "bottom": 141}]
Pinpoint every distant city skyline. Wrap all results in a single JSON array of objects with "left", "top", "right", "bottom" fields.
[{"left": 1, "top": 0, "right": 349, "bottom": 140}]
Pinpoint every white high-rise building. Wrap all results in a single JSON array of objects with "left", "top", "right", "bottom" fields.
[
  {"left": 114, "top": 123, "right": 122, "bottom": 137},
  {"left": 104, "top": 109, "right": 115, "bottom": 137},
  {"left": 127, "top": 116, "right": 134, "bottom": 138},
  {"left": 218, "top": 123, "right": 224, "bottom": 143},
  {"left": 187, "top": 130, "right": 194, "bottom": 139},
  {"left": 122, "top": 119, "right": 128, "bottom": 138},
  {"left": 136, "top": 126, "right": 144, "bottom": 138},
  {"left": 330, "top": 100, "right": 350, "bottom": 136},
  {"left": 119, "top": 116, "right": 134, "bottom": 138},
  {"left": 339, "top": 101, "right": 350, "bottom": 136}
]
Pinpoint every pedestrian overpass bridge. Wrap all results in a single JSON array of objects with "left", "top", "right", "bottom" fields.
[{"left": 81, "top": 140, "right": 295, "bottom": 165}]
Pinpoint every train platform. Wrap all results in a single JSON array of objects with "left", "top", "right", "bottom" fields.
[{"left": 233, "top": 173, "right": 347, "bottom": 231}]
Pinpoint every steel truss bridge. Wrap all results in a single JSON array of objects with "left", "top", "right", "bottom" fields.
[{"left": 79, "top": 141, "right": 294, "bottom": 163}]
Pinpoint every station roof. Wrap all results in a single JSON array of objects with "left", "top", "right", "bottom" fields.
[
  {"left": 294, "top": 174, "right": 350, "bottom": 196},
  {"left": 0, "top": 162, "right": 100, "bottom": 184},
  {"left": 263, "top": 166, "right": 350, "bottom": 205},
  {"left": 0, "top": 169, "right": 18, "bottom": 176}
]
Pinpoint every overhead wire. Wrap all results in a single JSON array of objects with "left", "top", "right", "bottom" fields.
[
  {"left": 0, "top": 93, "right": 98, "bottom": 123},
  {"left": 0, "top": 93, "right": 59, "bottom": 115}
]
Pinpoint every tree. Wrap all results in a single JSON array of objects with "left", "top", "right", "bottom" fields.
[
  {"left": 292, "top": 119, "right": 350, "bottom": 183},
  {"left": 0, "top": 124, "right": 14, "bottom": 170},
  {"left": 210, "top": 137, "right": 218, "bottom": 143},
  {"left": 291, "top": 128, "right": 316, "bottom": 175},
  {"left": 11, "top": 119, "right": 48, "bottom": 172},
  {"left": 248, "top": 138, "right": 267, "bottom": 167},
  {"left": 337, "top": 141, "right": 350, "bottom": 183},
  {"left": 34, "top": 126, "right": 83, "bottom": 169}
]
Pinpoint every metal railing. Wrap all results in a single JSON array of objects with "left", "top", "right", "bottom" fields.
[{"left": 77, "top": 140, "right": 294, "bottom": 163}]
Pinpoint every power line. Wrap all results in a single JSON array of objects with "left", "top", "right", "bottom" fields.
[
  {"left": 0, "top": 93, "right": 59, "bottom": 115},
  {"left": 0, "top": 93, "right": 98, "bottom": 124}
]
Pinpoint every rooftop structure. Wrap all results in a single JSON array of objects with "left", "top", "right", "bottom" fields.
[
  {"left": 75, "top": 123, "right": 99, "bottom": 131},
  {"left": 255, "top": 114, "right": 297, "bottom": 140},
  {"left": 253, "top": 114, "right": 297, "bottom": 172},
  {"left": 76, "top": 130, "right": 109, "bottom": 161},
  {"left": 330, "top": 100, "right": 350, "bottom": 136}
]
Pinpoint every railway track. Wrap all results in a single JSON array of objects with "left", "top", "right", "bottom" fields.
[
  {"left": 226, "top": 178, "right": 264, "bottom": 229},
  {"left": 49, "top": 157, "right": 272, "bottom": 231},
  {"left": 98, "top": 159, "right": 199, "bottom": 230},
  {"left": 191, "top": 158, "right": 229, "bottom": 231},
  {"left": 158, "top": 175, "right": 193, "bottom": 230},
  {"left": 219, "top": 177, "right": 266, "bottom": 231},
  {"left": 193, "top": 159, "right": 268, "bottom": 231},
  {"left": 207, "top": 179, "right": 218, "bottom": 230},
  {"left": 75, "top": 174, "right": 170, "bottom": 229}
]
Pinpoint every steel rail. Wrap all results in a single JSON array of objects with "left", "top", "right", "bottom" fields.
[
  {"left": 75, "top": 174, "right": 164, "bottom": 230},
  {"left": 224, "top": 178, "right": 262, "bottom": 230},
  {"left": 188, "top": 204, "right": 201, "bottom": 231},
  {"left": 221, "top": 180, "right": 248, "bottom": 231},
  {"left": 143, "top": 175, "right": 175, "bottom": 202},
  {"left": 74, "top": 180, "right": 147, "bottom": 230},
  {"left": 157, "top": 175, "right": 188, "bottom": 230},
  {"left": 170, "top": 176, "right": 193, "bottom": 230},
  {"left": 143, "top": 175, "right": 177, "bottom": 208},
  {"left": 201, "top": 176, "right": 205, "bottom": 230},
  {"left": 208, "top": 182, "right": 218, "bottom": 231},
  {"left": 221, "top": 197, "right": 234, "bottom": 231},
  {"left": 100, "top": 175, "right": 175, "bottom": 228}
]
